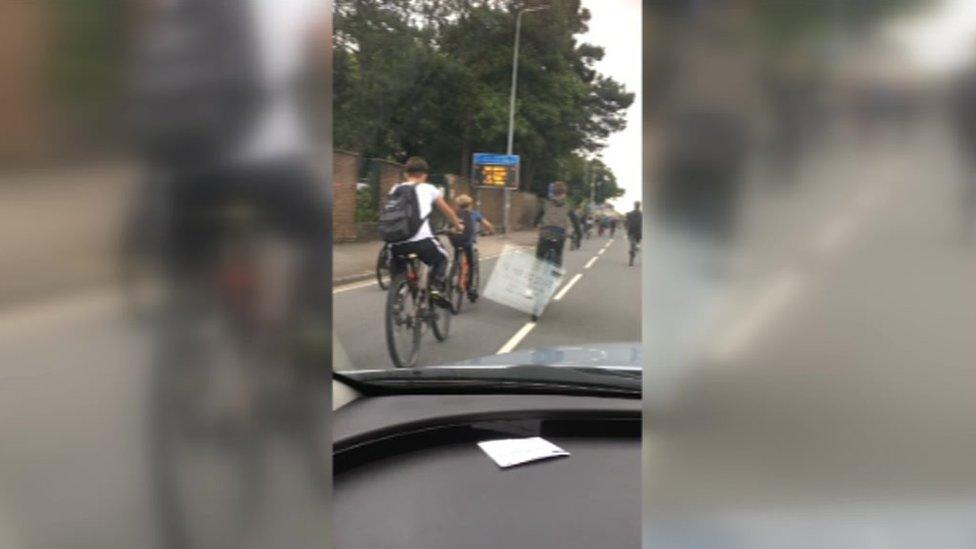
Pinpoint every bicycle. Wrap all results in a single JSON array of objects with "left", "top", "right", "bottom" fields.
[
  {"left": 448, "top": 240, "right": 482, "bottom": 314},
  {"left": 375, "top": 243, "right": 391, "bottom": 290},
  {"left": 530, "top": 231, "right": 565, "bottom": 322},
  {"left": 569, "top": 230, "right": 582, "bottom": 250},
  {"left": 628, "top": 235, "right": 641, "bottom": 266},
  {"left": 384, "top": 234, "right": 454, "bottom": 368},
  {"left": 149, "top": 200, "right": 330, "bottom": 549}
]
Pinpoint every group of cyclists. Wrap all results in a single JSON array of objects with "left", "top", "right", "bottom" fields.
[{"left": 380, "top": 156, "right": 643, "bottom": 365}]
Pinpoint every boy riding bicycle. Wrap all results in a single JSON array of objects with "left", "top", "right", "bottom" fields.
[
  {"left": 625, "top": 200, "right": 642, "bottom": 265},
  {"left": 384, "top": 157, "right": 463, "bottom": 308},
  {"left": 448, "top": 194, "right": 494, "bottom": 301},
  {"left": 534, "top": 181, "right": 572, "bottom": 267}
]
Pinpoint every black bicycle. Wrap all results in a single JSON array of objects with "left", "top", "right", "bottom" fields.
[
  {"left": 149, "top": 201, "right": 329, "bottom": 549},
  {"left": 384, "top": 236, "right": 454, "bottom": 368},
  {"left": 530, "top": 233, "right": 564, "bottom": 322},
  {"left": 375, "top": 244, "right": 391, "bottom": 290},
  {"left": 628, "top": 235, "right": 641, "bottom": 266}
]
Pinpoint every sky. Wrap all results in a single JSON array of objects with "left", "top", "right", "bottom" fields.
[
  {"left": 887, "top": 0, "right": 976, "bottom": 77},
  {"left": 580, "top": 0, "right": 641, "bottom": 209}
]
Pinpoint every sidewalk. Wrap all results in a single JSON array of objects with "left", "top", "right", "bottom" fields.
[{"left": 333, "top": 230, "right": 538, "bottom": 286}]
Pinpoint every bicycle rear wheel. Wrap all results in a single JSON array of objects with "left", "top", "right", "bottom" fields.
[
  {"left": 431, "top": 280, "right": 452, "bottom": 341},
  {"left": 468, "top": 253, "right": 480, "bottom": 303},
  {"left": 385, "top": 276, "right": 421, "bottom": 367},
  {"left": 375, "top": 246, "right": 391, "bottom": 290},
  {"left": 449, "top": 257, "right": 464, "bottom": 314}
]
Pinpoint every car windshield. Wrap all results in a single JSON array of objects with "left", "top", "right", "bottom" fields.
[{"left": 331, "top": 0, "right": 642, "bottom": 382}]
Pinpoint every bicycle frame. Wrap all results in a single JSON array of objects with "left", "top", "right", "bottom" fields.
[{"left": 454, "top": 246, "right": 469, "bottom": 294}]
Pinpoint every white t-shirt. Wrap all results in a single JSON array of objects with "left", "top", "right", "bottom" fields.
[
  {"left": 389, "top": 182, "right": 442, "bottom": 242},
  {"left": 235, "top": 0, "right": 324, "bottom": 164}
]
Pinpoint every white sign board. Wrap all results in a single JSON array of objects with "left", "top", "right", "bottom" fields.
[
  {"left": 477, "top": 437, "right": 569, "bottom": 468},
  {"left": 483, "top": 245, "right": 564, "bottom": 316}
]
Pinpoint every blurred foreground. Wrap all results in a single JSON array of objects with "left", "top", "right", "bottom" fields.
[
  {"left": 643, "top": 1, "right": 976, "bottom": 546},
  {"left": 1, "top": 1, "right": 331, "bottom": 548}
]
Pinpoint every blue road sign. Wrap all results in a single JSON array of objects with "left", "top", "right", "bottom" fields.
[{"left": 473, "top": 153, "right": 519, "bottom": 167}]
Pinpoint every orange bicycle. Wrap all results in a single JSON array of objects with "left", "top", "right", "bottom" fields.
[{"left": 448, "top": 243, "right": 480, "bottom": 314}]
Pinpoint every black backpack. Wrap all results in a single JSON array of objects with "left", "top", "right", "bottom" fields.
[
  {"left": 379, "top": 185, "right": 428, "bottom": 243},
  {"left": 130, "top": 0, "right": 262, "bottom": 170}
]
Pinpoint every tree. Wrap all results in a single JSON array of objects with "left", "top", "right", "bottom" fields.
[{"left": 333, "top": 0, "right": 634, "bottom": 196}]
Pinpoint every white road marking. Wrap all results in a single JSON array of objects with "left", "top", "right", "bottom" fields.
[
  {"left": 597, "top": 248, "right": 606, "bottom": 256},
  {"left": 584, "top": 256, "right": 599, "bottom": 269},
  {"left": 0, "top": 287, "right": 121, "bottom": 337},
  {"left": 553, "top": 273, "right": 583, "bottom": 301},
  {"left": 497, "top": 322, "right": 537, "bottom": 354},
  {"left": 711, "top": 269, "right": 804, "bottom": 362},
  {"left": 333, "top": 279, "right": 379, "bottom": 294}
]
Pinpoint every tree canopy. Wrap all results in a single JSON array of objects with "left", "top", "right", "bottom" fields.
[{"left": 334, "top": 0, "right": 634, "bottom": 201}]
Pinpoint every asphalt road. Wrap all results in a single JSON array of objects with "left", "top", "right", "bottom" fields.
[{"left": 333, "top": 232, "right": 643, "bottom": 371}]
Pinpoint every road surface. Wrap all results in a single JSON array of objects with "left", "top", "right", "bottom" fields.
[{"left": 333, "top": 233, "right": 642, "bottom": 371}]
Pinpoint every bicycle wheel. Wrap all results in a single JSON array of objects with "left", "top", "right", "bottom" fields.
[
  {"left": 468, "top": 253, "right": 480, "bottom": 303},
  {"left": 449, "top": 257, "right": 464, "bottom": 314},
  {"left": 385, "top": 275, "right": 421, "bottom": 367},
  {"left": 431, "top": 278, "right": 452, "bottom": 341},
  {"left": 375, "top": 246, "right": 391, "bottom": 290},
  {"left": 149, "top": 302, "right": 265, "bottom": 549}
]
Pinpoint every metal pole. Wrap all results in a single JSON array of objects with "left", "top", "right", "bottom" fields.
[
  {"left": 504, "top": 5, "right": 548, "bottom": 237},
  {"left": 589, "top": 160, "right": 595, "bottom": 205},
  {"left": 503, "top": 11, "right": 523, "bottom": 237},
  {"left": 506, "top": 11, "right": 522, "bottom": 157}
]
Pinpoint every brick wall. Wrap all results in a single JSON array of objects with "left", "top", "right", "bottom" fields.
[
  {"left": 0, "top": 2, "right": 48, "bottom": 162},
  {"left": 473, "top": 186, "right": 538, "bottom": 231},
  {"left": 333, "top": 159, "right": 540, "bottom": 241},
  {"left": 332, "top": 150, "right": 360, "bottom": 242},
  {"left": 333, "top": 155, "right": 404, "bottom": 242},
  {"left": 375, "top": 159, "right": 404, "bottom": 209},
  {"left": 511, "top": 191, "right": 539, "bottom": 229}
]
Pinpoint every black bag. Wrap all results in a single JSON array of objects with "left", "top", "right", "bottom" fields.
[
  {"left": 379, "top": 185, "right": 428, "bottom": 243},
  {"left": 130, "top": 0, "right": 261, "bottom": 170}
]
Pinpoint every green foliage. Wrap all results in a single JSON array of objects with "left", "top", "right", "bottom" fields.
[
  {"left": 355, "top": 186, "right": 378, "bottom": 222},
  {"left": 334, "top": 0, "right": 634, "bottom": 197},
  {"left": 47, "top": 0, "right": 126, "bottom": 132}
]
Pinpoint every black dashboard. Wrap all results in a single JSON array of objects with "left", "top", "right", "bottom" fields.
[{"left": 333, "top": 383, "right": 640, "bottom": 548}]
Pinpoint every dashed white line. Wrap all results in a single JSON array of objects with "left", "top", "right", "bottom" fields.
[
  {"left": 710, "top": 268, "right": 804, "bottom": 362},
  {"left": 584, "top": 256, "right": 599, "bottom": 269},
  {"left": 553, "top": 273, "right": 583, "bottom": 301},
  {"left": 597, "top": 248, "right": 606, "bottom": 256},
  {"left": 497, "top": 322, "right": 537, "bottom": 354}
]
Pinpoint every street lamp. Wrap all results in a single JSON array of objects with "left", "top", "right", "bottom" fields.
[{"left": 503, "top": 4, "right": 549, "bottom": 236}]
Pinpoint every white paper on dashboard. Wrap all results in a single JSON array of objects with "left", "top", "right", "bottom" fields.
[{"left": 476, "top": 437, "right": 570, "bottom": 468}]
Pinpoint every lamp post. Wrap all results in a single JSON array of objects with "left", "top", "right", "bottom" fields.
[{"left": 503, "top": 4, "right": 549, "bottom": 236}]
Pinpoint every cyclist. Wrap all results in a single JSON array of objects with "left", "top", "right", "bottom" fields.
[
  {"left": 625, "top": 200, "right": 642, "bottom": 264},
  {"left": 568, "top": 206, "right": 583, "bottom": 250},
  {"left": 534, "top": 181, "right": 572, "bottom": 267},
  {"left": 449, "top": 194, "right": 494, "bottom": 300},
  {"left": 386, "top": 157, "right": 463, "bottom": 308}
]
